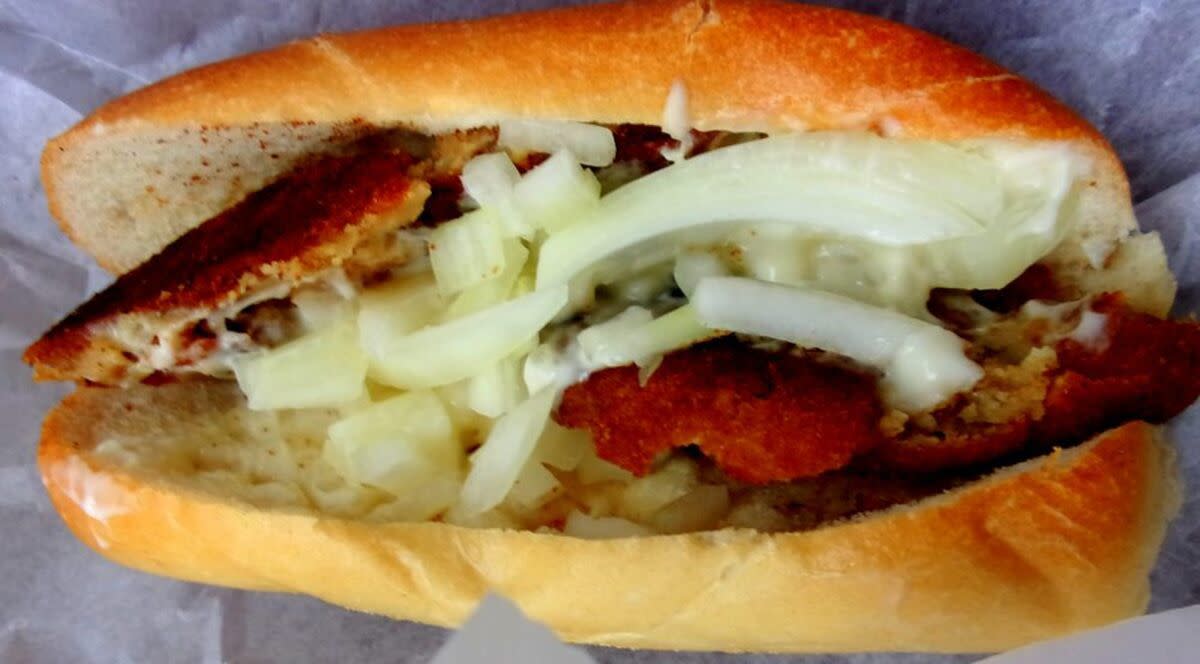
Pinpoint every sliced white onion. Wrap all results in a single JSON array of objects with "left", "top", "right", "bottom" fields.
[
  {"left": 577, "top": 306, "right": 653, "bottom": 363},
  {"left": 233, "top": 318, "right": 366, "bottom": 411},
  {"left": 323, "top": 391, "right": 462, "bottom": 514},
  {"left": 673, "top": 250, "right": 729, "bottom": 297},
  {"left": 692, "top": 277, "right": 982, "bottom": 411},
  {"left": 884, "top": 327, "right": 987, "bottom": 412},
  {"left": 536, "top": 132, "right": 1005, "bottom": 289},
  {"left": 563, "top": 511, "right": 653, "bottom": 539},
  {"left": 579, "top": 305, "right": 714, "bottom": 369},
  {"left": 522, "top": 338, "right": 591, "bottom": 395},
  {"left": 458, "top": 387, "right": 558, "bottom": 516},
  {"left": 467, "top": 351, "right": 528, "bottom": 417},
  {"left": 612, "top": 262, "right": 675, "bottom": 303},
  {"left": 498, "top": 119, "right": 617, "bottom": 166},
  {"left": 429, "top": 209, "right": 508, "bottom": 295},
  {"left": 512, "top": 150, "right": 602, "bottom": 233},
  {"left": 365, "top": 286, "right": 568, "bottom": 389},
  {"left": 915, "top": 146, "right": 1079, "bottom": 290}
]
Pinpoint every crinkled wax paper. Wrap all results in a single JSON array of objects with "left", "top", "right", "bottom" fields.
[{"left": 2, "top": 1, "right": 1198, "bottom": 662}]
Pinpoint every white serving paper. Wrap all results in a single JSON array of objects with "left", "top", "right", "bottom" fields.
[{"left": 1, "top": 1, "right": 1197, "bottom": 662}]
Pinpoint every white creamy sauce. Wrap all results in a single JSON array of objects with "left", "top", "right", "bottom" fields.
[
  {"left": 1068, "top": 309, "right": 1109, "bottom": 349},
  {"left": 1021, "top": 299, "right": 1078, "bottom": 325},
  {"left": 1020, "top": 298, "right": 1110, "bottom": 349},
  {"left": 1080, "top": 236, "right": 1116, "bottom": 269},
  {"left": 147, "top": 327, "right": 180, "bottom": 371}
]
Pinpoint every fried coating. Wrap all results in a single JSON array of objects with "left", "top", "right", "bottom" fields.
[
  {"left": 561, "top": 297, "right": 1200, "bottom": 482},
  {"left": 555, "top": 339, "right": 884, "bottom": 484},
  {"left": 1036, "top": 294, "right": 1200, "bottom": 441},
  {"left": 870, "top": 296, "right": 1200, "bottom": 473}
]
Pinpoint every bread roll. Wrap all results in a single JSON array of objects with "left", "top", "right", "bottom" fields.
[
  {"left": 29, "top": 0, "right": 1191, "bottom": 653},
  {"left": 46, "top": 0, "right": 1136, "bottom": 280},
  {"left": 40, "top": 381, "right": 1181, "bottom": 653}
]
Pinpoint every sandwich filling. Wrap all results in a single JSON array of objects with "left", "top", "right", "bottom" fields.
[{"left": 27, "top": 122, "right": 1200, "bottom": 536}]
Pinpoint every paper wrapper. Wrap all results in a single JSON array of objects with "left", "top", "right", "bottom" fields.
[{"left": 1, "top": 1, "right": 1197, "bottom": 662}]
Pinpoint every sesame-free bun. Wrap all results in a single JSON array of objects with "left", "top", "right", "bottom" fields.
[
  {"left": 39, "top": 380, "right": 1180, "bottom": 653},
  {"left": 45, "top": 0, "right": 1146, "bottom": 284},
  {"left": 31, "top": 1, "right": 1187, "bottom": 653}
]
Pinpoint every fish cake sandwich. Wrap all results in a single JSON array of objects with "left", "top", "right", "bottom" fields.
[{"left": 25, "top": 0, "right": 1200, "bottom": 654}]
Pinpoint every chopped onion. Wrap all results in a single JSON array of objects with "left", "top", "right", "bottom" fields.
[
  {"left": 650, "top": 485, "right": 730, "bottom": 534},
  {"left": 366, "top": 475, "right": 463, "bottom": 523},
  {"left": 358, "top": 273, "right": 444, "bottom": 341},
  {"left": 458, "top": 387, "right": 558, "bottom": 516},
  {"left": 461, "top": 152, "right": 520, "bottom": 205},
  {"left": 522, "top": 336, "right": 592, "bottom": 395},
  {"left": 501, "top": 420, "right": 592, "bottom": 510},
  {"left": 612, "top": 262, "right": 675, "bottom": 303},
  {"left": 498, "top": 119, "right": 617, "bottom": 166},
  {"left": 460, "top": 152, "right": 530, "bottom": 237},
  {"left": 575, "top": 446, "right": 636, "bottom": 484},
  {"left": 443, "top": 503, "right": 522, "bottom": 529},
  {"left": 323, "top": 391, "right": 462, "bottom": 516},
  {"left": 537, "top": 132, "right": 1006, "bottom": 289},
  {"left": 579, "top": 305, "right": 716, "bottom": 369},
  {"left": 659, "top": 79, "right": 692, "bottom": 163},
  {"left": 233, "top": 318, "right": 366, "bottom": 411},
  {"left": 618, "top": 457, "right": 699, "bottom": 522},
  {"left": 429, "top": 209, "right": 508, "bottom": 295},
  {"left": 365, "top": 286, "right": 568, "bottom": 389},
  {"left": 692, "top": 277, "right": 982, "bottom": 411},
  {"left": 673, "top": 250, "right": 729, "bottom": 297},
  {"left": 577, "top": 306, "right": 653, "bottom": 363},
  {"left": 292, "top": 286, "right": 352, "bottom": 332},
  {"left": 467, "top": 351, "right": 528, "bottom": 417},
  {"left": 563, "top": 511, "right": 653, "bottom": 539},
  {"left": 442, "top": 239, "right": 529, "bottom": 320},
  {"left": 504, "top": 460, "right": 561, "bottom": 510},
  {"left": 536, "top": 422, "right": 591, "bottom": 471},
  {"left": 512, "top": 150, "right": 602, "bottom": 233}
]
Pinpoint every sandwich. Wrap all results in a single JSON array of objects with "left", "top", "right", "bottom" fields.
[{"left": 24, "top": 0, "right": 1200, "bottom": 653}]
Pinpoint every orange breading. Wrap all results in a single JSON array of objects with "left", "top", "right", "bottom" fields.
[
  {"left": 1036, "top": 294, "right": 1200, "bottom": 441},
  {"left": 25, "top": 153, "right": 430, "bottom": 384},
  {"left": 555, "top": 339, "right": 884, "bottom": 484},
  {"left": 561, "top": 299, "right": 1200, "bottom": 482},
  {"left": 868, "top": 296, "right": 1200, "bottom": 473}
]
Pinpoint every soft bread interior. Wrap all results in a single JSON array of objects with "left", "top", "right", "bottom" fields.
[{"left": 40, "top": 379, "right": 1181, "bottom": 652}]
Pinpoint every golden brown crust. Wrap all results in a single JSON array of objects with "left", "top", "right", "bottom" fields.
[
  {"left": 42, "top": 0, "right": 1130, "bottom": 273},
  {"left": 25, "top": 153, "right": 429, "bottom": 383},
  {"left": 60, "top": 0, "right": 1102, "bottom": 141},
  {"left": 39, "top": 381, "right": 1180, "bottom": 653}
]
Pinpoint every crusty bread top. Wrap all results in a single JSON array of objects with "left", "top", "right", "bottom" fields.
[
  {"left": 38, "top": 380, "right": 1182, "bottom": 652},
  {"left": 43, "top": 0, "right": 1127, "bottom": 273},
  {"left": 25, "top": 153, "right": 429, "bottom": 383}
]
